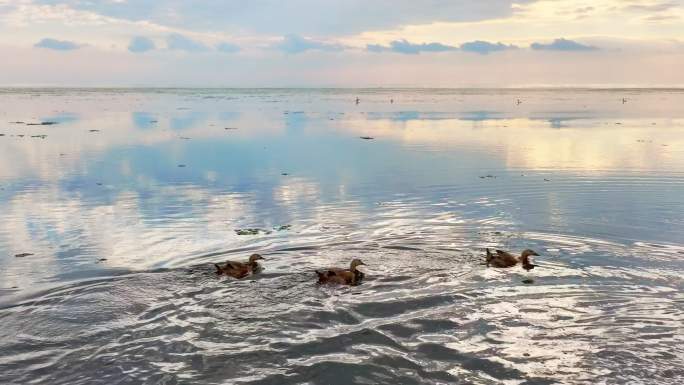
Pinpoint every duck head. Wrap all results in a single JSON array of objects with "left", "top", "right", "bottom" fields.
[
  {"left": 520, "top": 249, "right": 539, "bottom": 258},
  {"left": 520, "top": 249, "right": 539, "bottom": 269},
  {"left": 249, "top": 253, "right": 264, "bottom": 263},
  {"left": 350, "top": 258, "right": 366, "bottom": 270}
]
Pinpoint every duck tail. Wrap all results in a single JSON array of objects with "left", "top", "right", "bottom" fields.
[
  {"left": 214, "top": 263, "right": 223, "bottom": 274},
  {"left": 485, "top": 248, "right": 493, "bottom": 266}
]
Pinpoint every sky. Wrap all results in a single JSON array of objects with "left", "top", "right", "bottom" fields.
[{"left": 1, "top": 0, "right": 683, "bottom": 87}]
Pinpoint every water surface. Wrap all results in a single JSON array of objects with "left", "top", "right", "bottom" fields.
[{"left": 1, "top": 88, "right": 683, "bottom": 384}]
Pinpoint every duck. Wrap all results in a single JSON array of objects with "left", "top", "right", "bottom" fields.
[
  {"left": 486, "top": 248, "right": 538, "bottom": 271},
  {"left": 215, "top": 253, "right": 264, "bottom": 278},
  {"left": 316, "top": 258, "right": 366, "bottom": 285}
]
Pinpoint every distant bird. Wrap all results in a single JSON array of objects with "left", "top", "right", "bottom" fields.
[
  {"left": 355, "top": 97, "right": 360, "bottom": 105},
  {"left": 485, "top": 248, "right": 538, "bottom": 271},
  {"left": 316, "top": 258, "right": 366, "bottom": 285},
  {"left": 215, "top": 253, "right": 264, "bottom": 279}
]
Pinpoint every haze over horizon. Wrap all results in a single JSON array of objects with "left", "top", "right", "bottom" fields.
[{"left": 1, "top": 0, "right": 683, "bottom": 87}]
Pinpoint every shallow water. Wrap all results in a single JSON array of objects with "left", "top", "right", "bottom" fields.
[{"left": 1, "top": 88, "right": 683, "bottom": 384}]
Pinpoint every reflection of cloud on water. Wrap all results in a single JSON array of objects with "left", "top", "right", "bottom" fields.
[
  {"left": 132, "top": 111, "right": 157, "bottom": 129},
  {"left": 342, "top": 117, "right": 684, "bottom": 172},
  {"left": 0, "top": 109, "right": 285, "bottom": 182},
  {"left": 171, "top": 111, "right": 208, "bottom": 130},
  {"left": 40, "top": 112, "right": 80, "bottom": 125}
]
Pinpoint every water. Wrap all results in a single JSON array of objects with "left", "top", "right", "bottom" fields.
[{"left": 0, "top": 88, "right": 683, "bottom": 384}]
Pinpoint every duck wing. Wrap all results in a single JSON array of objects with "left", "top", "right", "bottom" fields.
[
  {"left": 221, "top": 261, "right": 251, "bottom": 278},
  {"left": 316, "top": 268, "right": 355, "bottom": 284},
  {"left": 316, "top": 269, "right": 351, "bottom": 284},
  {"left": 488, "top": 249, "right": 518, "bottom": 267},
  {"left": 225, "top": 261, "right": 247, "bottom": 269},
  {"left": 495, "top": 249, "right": 515, "bottom": 259}
]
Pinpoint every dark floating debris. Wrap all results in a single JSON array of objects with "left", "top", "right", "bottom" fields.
[
  {"left": 31, "top": 134, "right": 47, "bottom": 139},
  {"left": 235, "top": 225, "right": 290, "bottom": 235},
  {"left": 235, "top": 228, "right": 269, "bottom": 236},
  {"left": 281, "top": 172, "right": 289, "bottom": 176},
  {"left": 522, "top": 278, "right": 535, "bottom": 284},
  {"left": 96, "top": 182, "right": 103, "bottom": 186},
  {"left": 89, "top": 129, "right": 100, "bottom": 132},
  {"left": 0, "top": 134, "right": 4, "bottom": 136},
  {"left": 178, "top": 164, "right": 186, "bottom": 168},
  {"left": 224, "top": 127, "right": 238, "bottom": 130},
  {"left": 544, "top": 178, "right": 551, "bottom": 182},
  {"left": 17, "top": 134, "right": 25, "bottom": 138},
  {"left": 179, "top": 136, "right": 191, "bottom": 140},
  {"left": 479, "top": 175, "right": 496, "bottom": 179},
  {"left": 360, "top": 136, "right": 374, "bottom": 140},
  {"left": 9, "top": 121, "right": 25, "bottom": 124},
  {"left": 97, "top": 258, "right": 107, "bottom": 262},
  {"left": 15, "top": 253, "right": 34, "bottom": 258}
]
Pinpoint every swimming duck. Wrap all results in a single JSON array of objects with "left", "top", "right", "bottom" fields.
[
  {"left": 316, "top": 258, "right": 366, "bottom": 285},
  {"left": 215, "top": 253, "right": 264, "bottom": 278},
  {"left": 486, "top": 248, "right": 538, "bottom": 271}
]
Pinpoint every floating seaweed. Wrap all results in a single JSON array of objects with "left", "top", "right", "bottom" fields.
[{"left": 235, "top": 228, "right": 263, "bottom": 236}]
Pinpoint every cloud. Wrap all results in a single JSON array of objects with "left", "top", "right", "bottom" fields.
[
  {"left": 274, "top": 34, "right": 343, "bottom": 54},
  {"left": 460, "top": 40, "right": 517, "bottom": 54},
  {"left": 366, "top": 44, "right": 387, "bottom": 53},
  {"left": 624, "top": 2, "right": 680, "bottom": 13},
  {"left": 531, "top": 38, "right": 598, "bottom": 51},
  {"left": 216, "top": 42, "right": 240, "bottom": 53},
  {"left": 34, "top": 38, "right": 81, "bottom": 51},
  {"left": 128, "top": 36, "right": 155, "bottom": 53},
  {"left": 166, "top": 34, "right": 209, "bottom": 52},
  {"left": 28, "top": 1, "right": 533, "bottom": 36},
  {"left": 368, "top": 39, "right": 456, "bottom": 54},
  {"left": 644, "top": 14, "right": 680, "bottom": 22}
]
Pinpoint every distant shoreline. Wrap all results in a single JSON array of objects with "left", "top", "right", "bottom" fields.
[{"left": 1, "top": 86, "right": 684, "bottom": 92}]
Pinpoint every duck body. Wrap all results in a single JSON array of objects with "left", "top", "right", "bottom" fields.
[
  {"left": 215, "top": 254, "right": 264, "bottom": 278},
  {"left": 486, "top": 248, "right": 538, "bottom": 271},
  {"left": 316, "top": 259, "right": 366, "bottom": 286}
]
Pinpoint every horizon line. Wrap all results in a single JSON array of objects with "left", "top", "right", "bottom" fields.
[{"left": 2, "top": 85, "right": 684, "bottom": 90}]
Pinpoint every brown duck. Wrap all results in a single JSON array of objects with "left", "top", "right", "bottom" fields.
[
  {"left": 486, "top": 248, "right": 538, "bottom": 271},
  {"left": 215, "top": 253, "right": 264, "bottom": 278},
  {"left": 316, "top": 258, "right": 366, "bottom": 285}
]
